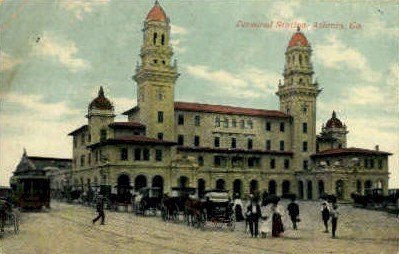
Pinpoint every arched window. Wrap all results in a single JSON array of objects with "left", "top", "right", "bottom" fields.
[
  {"left": 299, "top": 54, "right": 302, "bottom": 65},
  {"left": 161, "top": 34, "right": 165, "bottom": 45},
  {"left": 269, "top": 180, "right": 276, "bottom": 195},
  {"left": 250, "top": 180, "right": 258, "bottom": 194},
  {"left": 135, "top": 175, "right": 147, "bottom": 191},
  {"left": 233, "top": 179, "right": 242, "bottom": 198},
  {"left": 178, "top": 176, "right": 189, "bottom": 188},
  {"left": 153, "top": 32, "right": 157, "bottom": 45},
  {"left": 282, "top": 180, "right": 290, "bottom": 196}
]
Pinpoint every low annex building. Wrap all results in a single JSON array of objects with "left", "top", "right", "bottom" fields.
[{"left": 68, "top": 2, "right": 391, "bottom": 201}]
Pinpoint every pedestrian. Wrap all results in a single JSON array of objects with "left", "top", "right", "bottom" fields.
[
  {"left": 321, "top": 201, "right": 330, "bottom": 233},
  {"left": 246, "top": 197, "right": 261, "bottom": 237},
  {"left": 92, "top": 195, "right": 105, "bottom": 225},
  {"left": 271, "top": 201, "right": 284, "bottom": 237},
  {"left": 287, "top": 197, "right": 300, "bottom": 230},
  {"left": 330, "top": 203, "right": 339, "bottom": 238}
]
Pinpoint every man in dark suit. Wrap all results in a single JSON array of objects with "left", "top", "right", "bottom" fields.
[
  {"left": 92, "top": 195, "right": 105, "bottom": 225},
  {"left": 246, "top": 198, "right": 261, "bottom": 237},
  {"left": 287, "top": 197, "right": 299, "bottom": 230}
]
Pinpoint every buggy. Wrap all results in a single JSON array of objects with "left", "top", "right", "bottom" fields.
[
  {"left": 134, "top": 187, "right": 162, "bottom": 216},
  {"left": 161, "top": 187, "right": 196, "bottom": 221}
]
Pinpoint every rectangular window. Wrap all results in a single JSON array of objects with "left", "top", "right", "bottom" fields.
[
  {"left": 134, "top": 148, "right": 141, "bottom": 161},
  {"left": 266, "top": 122, "right": 271, "bottom": 131},
  {"left": 303, "top": 122, "right": 308, "bottom": 134},
  {"left": 248, "top": 158, "right": 254, "bottom": 167},
  {"left": 100, "top": 129, "right": 107, "bottom": 142},
  {"left": 266, "top": 140, "right": 271, "bottom": 151},
  {"left": 158, "top": 111, "right": 164, "bottom": 123},
  {"left": 178, "top": 114, "right": 184, "bottom": 125},
  {"left": 270, "top": 158, "right": 276, "bottom": 169},
  {"left": 194, "top": 136, "right": 200, "bottom": 147},
  {"left": 157, "top": 132, "right": 163, "bottom": 140},
  {"left": 247, "top": 120, "right": 253, "bottom": 129},
  {"left": 194, "top": 115, "right": 200, "bottom": 126},
  {"left": 177, "top": 135, "right": 184, "bottom": 146},
  {"left": 303, "top": 141, "right": 308, "bottom": 152},
  {"left": 279, "top": 140, "right": 285, "bottom": 151},
  {"left": 215, "top": 117, "right": 221, "bottom": 127},
  {"left": 198, "top": 156, "right": 204, "bottom": 166},
  {"left": 232, "top": 119, "right": 237, "bottom": 128},
  {"left": 378, "top": 159, "right": 383, "bottom": 169},
  {"left": 240, "top": 120, "right": 245, "bottom": 129},
  {"left": 223, "top": 118, "right": 229, "bottom": 128},
  {"left": 80, "top": 155, "right": 85, "bottom": 167},
  {"left": 143, "top": 149, "right": 150, "bottom": 161},
  {"left": 155, "top": 149, "right": 162, "bottom": 162},
  {"left": 214, "top": 137, "right": 220, "bottom": 148},
  {"left": 280, "top": 122, "right": 285, "bottom": 132},
  {"left": 247, "top": 139, "right": 253, "bottom": 150},
  {"left": 284, "top": 159, "right": 290, "bottom": 169},
  {"left": 120, "top": 148, "right": 128, "bottom": 161},
  {"left": 303, "top": 160, "right": 308, "bottom": 170},
  {"left": 231, "top": 138, "right": 237, "bottom": 149},
  {"left": 214, "top": 156, "right": 221, "bottom": 167}
]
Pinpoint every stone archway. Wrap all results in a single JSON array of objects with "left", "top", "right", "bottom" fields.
[
  {"left": 282, "top": 180, "right": 290, "bottom": 197},
  {"left": 250, "top": 180, "right": 259, "bottom": 194},
  {"left": 335, "top": 180, "right": 345, "bottom": 200},
  {"left": 233, "top": 179, "right": 242, "bottom": 198},
  {"left": 198, "top": 179, "right": 206, "bottom": 198},
  {"left": 269, "top": 180, "right": 276, "bottom": 195},
  {"left": 364, "top": 180, "right": 372, "bottom": 195},
  {"left": 178, "top": 176, "right": 189, "bottom": 188},
  {"left": 134, "top": 174, "right": 147, "bottom": 191},
  {"left": 216, "top": 179, "right": 225, "bottom": 190},
  {"left": 307, "top": 180, "right": 313, "bottom": 200},
  {"left": 117, "top": 174, "right": 131, "bottom": 203},
  {"left": 152, "top": 175, "right": 164, "bottom": 194},
  {"left": 318, "top": 180, "right": 325, "bottom": 198},
  {"left": 298, "top": 181, "right": 304, "bottom": 199}
]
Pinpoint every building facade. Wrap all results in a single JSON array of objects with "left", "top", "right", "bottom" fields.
[{"left": 68, "top": 2, "right": 391, "bottom": 201}]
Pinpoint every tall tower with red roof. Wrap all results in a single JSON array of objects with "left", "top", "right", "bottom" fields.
[
  {"left": 133, "top": 1, "right": 179, "bottom": 141},
  {"left": 277, "top": 27, "right": 321, "bottom": 172}
]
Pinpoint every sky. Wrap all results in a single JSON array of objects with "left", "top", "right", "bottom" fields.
[{"left": 0, "top": 0, "right": 398, "bottom": 188}]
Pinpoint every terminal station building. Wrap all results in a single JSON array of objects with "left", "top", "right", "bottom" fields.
[{"left": 68, "top": 2, "right": 391, "bottom": 201}]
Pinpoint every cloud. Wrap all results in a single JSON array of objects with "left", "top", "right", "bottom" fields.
[
  {"left": 269, "top": 2, "right": 301, "bottom": 20},
  {"left": 314, "top": 35, "right": 381, "bottom": 82},
  {"left": 170, "top": 24, "right": 188, "bottom": 53},
  {"left": 186, "top": 65, "right": 279, "bottom": 99},
  {"left": 112, "top": 97, "right": 136, "bottom": 116},
  {"left": 0, "top": 51, "right": 21, "bottom": 71},
  {"left": 60, "top": 0, "right": 111, "bottom": 21},
  {"left": 32, "top": 32, "right": 90, "bottom": 72},
  {"left": 170, "top": 39, "right": 186, "bottom": 53},
  {"left": 170, "top": 24, "right": 188, "bottom": 35}
]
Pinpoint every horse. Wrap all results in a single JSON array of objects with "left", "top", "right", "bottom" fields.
[{"left": 184, "top": 197, "right": 207, "bottom": 228}]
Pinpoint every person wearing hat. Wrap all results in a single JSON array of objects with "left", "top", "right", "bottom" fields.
[
  {"left": 321, "top": 201, "right": 330, "bottom": 233},
  {"left": 287, "top": 196, "right": 300, "bottom": 230},
  {"left": 330, "top": 203, "right": 339, "bottom": 238},
  {"left": 92, "top": 195, "right": 105, "bottom": 225},
  {"left": 246, "top": 196, "right": 261, "bottom": 237}
]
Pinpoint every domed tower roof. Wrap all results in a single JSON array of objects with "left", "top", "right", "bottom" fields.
[
  {"left": 89, "top": 86, "right": 113, "bottom": 111},
  {"left": 15, "top": 148, "right": 36, "bottom": 173},
  {"left": 146, "top": 1, "right": 167, "bottom": 22},
  {"left": 288, "top": 27, "right": 309, "bottom": 47},
  {"left": 326, "top": 111, "right": 344, "bottom": 128}
]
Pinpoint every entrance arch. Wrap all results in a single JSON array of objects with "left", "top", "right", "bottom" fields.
[
  {"left": 282, "top": 180, "right": 290, "bottom": 197},
  {"left": 364, "top": 180, "right": 372, "bottom": 195},
  {"left": 336, "top": 180, "right": 344, "bottom": 199},
  {"left": 298, "top": 181, "right": 304, "bottom": 199},
  {"left": 307, "top": 180, "right": 313, "bottom": 200},
  {"left": 152, "top": 175, "right": 164, "bottom": 194},
  {"left": 233, "top": 179, "right": 242, "bottom": 198},
  {"left": 216, "top": 179, "right": 225, "bottom": 190},
  {"left": 178, "top": 176, "right": 189, "bottom": 188},
  {"left": 117, "top": 174, "right": 131, "bottom": 203},
  {"left": 134, "top": 175, "right": 147, "bottom": 191},
  {"left": 250, "top": 180, "right": 259, "bottom": 194},
  {"left": 318, "top": 180, "right": 325, "bottom": 198},
  {"left": 269, "top": 180, "right": 276, "bottom": 195},
  {"left": 198, "top": 179, "right": 206, "bottom": 198}
]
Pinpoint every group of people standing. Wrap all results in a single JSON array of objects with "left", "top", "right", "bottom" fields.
[{"left": 242, "top": 195, "right": 340, "bottom": 239}]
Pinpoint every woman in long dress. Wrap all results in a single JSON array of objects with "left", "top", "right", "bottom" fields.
[{"left": 271, "top": 203, "right": 284, "bottom": 237}]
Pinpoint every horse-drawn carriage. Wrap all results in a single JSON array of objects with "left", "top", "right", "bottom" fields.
[
  {"left": 133, "top": 187, "right": 163, "bottom": 215},
  {"left": 184, "top": 190, "right": 235, "bottom": 230},
  {"left": 161, "top": 187, "right": 196, "bottom": 221}
]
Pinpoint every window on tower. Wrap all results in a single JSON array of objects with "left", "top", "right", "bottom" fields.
[
  {"left": 194, "top": 136, "right": 200, "bottom": 147},
  {"left": 247, "top": 139, "right": 253, "bottom": 150},
  {"left": 266, "top": 140, "right": 271, "bottom": 150},
  {"left": 178, "top": 114, "right": 184, "bottom": 125},
  {"left": 279, "top": 140, "right": 285, "bottom": 151},
  {"left": 303, "top": 122, "right": 308, "bottom": 133},
  {"left": 214, "top": 137, "right": 220, "bottom": 148},
  {"left": 215, "top": 117, "right": 221, "bottom": 127},
  {"left": 158, "top": 111, "right": 164, "bottom": 123},
  {"left": 100, "top": 129, "right": 107, "bottom": 142},
  {"left": 194, "top": 115, "right": 200, "bottom": 126},
  {"left": 153, "top": 32, "right": 157, "bottom": 45},
  {"left": 231, "top": 138, "right": 237, "bottom": 149},
  {"left": 280, "top": 122, "right": 285, "bottom": 132},
  {"left": 177, "top": 135, "right": 184, "bottom": 145},
  {"left": 161, "top": 34, "right": 165, "bottom": 45},
  {"left": 299, "top": 54, "right": 302, "bottom": 65},
  {"left": 266, "top": 122, "right": 271, "bottom": 131}
]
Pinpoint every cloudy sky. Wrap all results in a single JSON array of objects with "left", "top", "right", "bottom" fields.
[{"left": 0, "top": 1, "right": 398, "bottom": 187}]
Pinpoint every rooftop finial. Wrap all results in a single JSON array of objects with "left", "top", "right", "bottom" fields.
[
  {"left": 99, "top": 86, "right": 105, "bottom": 97},
  {"left": 155, "top": 0, "right": 159, "bottom": 5},
  {"left": 297, "top": 26, "right": 300, "bottom": 32},
  {"left": 332, "top": 111, "right": 336, "bottom": 118},
  {"left": 23, "top": 147, "right": 27, "bottom": 157}
]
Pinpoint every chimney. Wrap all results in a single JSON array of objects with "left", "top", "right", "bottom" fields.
[{"left": 375, "top": 145, "right": 379, "bottom": 151}]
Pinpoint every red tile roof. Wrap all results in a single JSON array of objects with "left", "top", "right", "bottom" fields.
[
  {"left": 288, "top": 29, "right": 309, "bottom": 47},
  {"left": 146, "top": 1, "right": 167, "bottom": 22},
  {"left": 312, "top": 147, "right": 392, "bottom": 158},
  {"left": 178, "top": 146, "right": 293, "bottom": 156},
  {"left": 174, "top": 102, "right": 289, "bottom": 118},
  {"left": 88, "top": 136, "right": 176, "bottom": 148},
  {"left": 68, "top": 125, "right": 88, "bottom": 136},
  {"left": 109, "top": 122, "right": 145, "bottom": 129}
]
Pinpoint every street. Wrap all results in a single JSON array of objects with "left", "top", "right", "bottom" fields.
[{"left": 1, "top": 201, "right": 398, "bottom": 254}]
